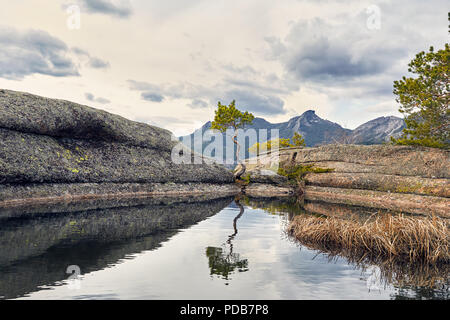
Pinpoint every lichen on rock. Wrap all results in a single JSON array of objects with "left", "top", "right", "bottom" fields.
[{"left": 0, "top": 89, "right": 236, "bottom": 204}]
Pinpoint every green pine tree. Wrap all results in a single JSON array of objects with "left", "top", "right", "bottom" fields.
[
  {"left": 291, "top": 132, "right": 306, "bottom": 147},
  {"left": 391, "top": 17, "right": 449, "bottom": 149},
  {"left": 211, "top": 100, "right": 254, "bottom": 177}
]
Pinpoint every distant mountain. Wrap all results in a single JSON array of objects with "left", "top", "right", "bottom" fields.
[
  {"left": 348, "top": 116, "right": 405, "bottom": 145},
  {"left": 180, "top": 110, "right": 405, "bottom": 162},
  {"left": 182, "top": 110, "right": 350, "bottom": 146},
  {"left": 275, "top": 110, "right": 351, "bottom": 146}
]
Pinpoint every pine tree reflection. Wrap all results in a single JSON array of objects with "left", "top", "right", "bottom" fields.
[{"left": 206, "top": 197, "right": 249, "bottom": 282}]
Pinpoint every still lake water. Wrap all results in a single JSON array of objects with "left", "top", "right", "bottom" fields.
[{"left": 0, "top": 196, "right": 447, "bottom": 300}]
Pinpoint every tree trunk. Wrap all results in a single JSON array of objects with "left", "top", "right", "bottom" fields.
[
  {"left": 227, "top": 198, "right": 245, "bottom": 255},
  {"left": 232, "top": 132, "right": 246, "bottom": 179}
]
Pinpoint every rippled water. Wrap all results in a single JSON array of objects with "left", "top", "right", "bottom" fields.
[{"left": 0, "top": 196, "right": 447, "bottom": 300}]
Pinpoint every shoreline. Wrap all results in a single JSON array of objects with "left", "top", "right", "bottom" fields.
[
  {"left": 0, "top": 182, "right": 240, "bottom": 209},
  {"left": 304, "top": 185, "right": 449, "bottom": 218}
]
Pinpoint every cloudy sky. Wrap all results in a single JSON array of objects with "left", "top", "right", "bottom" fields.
[{"left": 0, "top": 0, "right": 448, "bottom": 135}]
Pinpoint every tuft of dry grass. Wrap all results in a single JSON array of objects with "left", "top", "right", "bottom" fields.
[
  {"left": 288, "top": 214, "right": 449, "bottom": 290},
  {"left": 288, "top": 214, "right": 449, "bottom": 264}
]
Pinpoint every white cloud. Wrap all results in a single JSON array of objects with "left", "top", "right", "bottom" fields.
[
  {"left": 0, "top": 0, "right": 447, "bottom": 133},
  {"left": 77, "top": 0, "right": 132, "bottom": 18}
]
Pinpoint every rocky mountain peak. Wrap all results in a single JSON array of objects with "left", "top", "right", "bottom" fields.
[
  {"left": 349, "top": 116, "right": 405, "bottom": 144},
  {"left": 286, "top": 110, "right": 321, "bottom": 130},
  {"left": 302, "top": 109, "right": 316, "bottom": 117},
  {"left": 182, "top": 108, "right": 406, "bottom": 153}
]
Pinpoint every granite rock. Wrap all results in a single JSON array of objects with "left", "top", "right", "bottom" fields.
[{"left": 0, "top": 90, "right": 234, "bottom": 193}]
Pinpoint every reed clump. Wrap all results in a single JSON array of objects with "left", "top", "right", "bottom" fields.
[{"left": 288, "top": 214, "right": 449, "bottom": 264}]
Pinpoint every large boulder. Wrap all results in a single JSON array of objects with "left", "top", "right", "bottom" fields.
[
  {"left": 0, "top": 89, "right": 173, "bottom": 151},
  {"left": 241, "top": 145, "right": 450, "bottom": 216},
  {"left": 0, "top": 89, "right": 235, "bottom": 203},
  {"left": 245, "top": 145, "right": 450, "bottom": 178}
]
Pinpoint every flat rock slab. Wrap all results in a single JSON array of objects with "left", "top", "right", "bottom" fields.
[
  {"left": 305, "top": 185, "right": 450, "bottom": 218},
  {"left": 244, "top": 183, "right": 295, "bottom": 197},
  {"left": 242, "top": 145, "right": 449, "bottom": 215},
  {"left": 305, "top": 172, "right": 449, "bottom": 197},
  {"left": 247, "top": 169, "right": 288, "bottom": 184},
  {"left": 0, "top": 182, "right": 240, "bottom": 209},
  {"left": 246, "top": 145, "right": 450, "bottom": 178}
]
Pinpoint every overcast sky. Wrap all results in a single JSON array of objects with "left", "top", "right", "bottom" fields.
[{"left": 0, "top": 0, "right": 448, "bottom": 135}]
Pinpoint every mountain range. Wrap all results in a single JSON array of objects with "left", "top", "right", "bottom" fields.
[{"left": 180, "top": 110, "right": 406, "bottom": 160}]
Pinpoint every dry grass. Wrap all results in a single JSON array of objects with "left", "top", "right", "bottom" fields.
[
  {"left": 288, "top": 214, "right": 449, "bottom": 290},
  {"left": 306, "top": 246, "right": 450, "bottom": 290},
  {"left": 288, "top": 214, "right": 449, "bottom": 264}
]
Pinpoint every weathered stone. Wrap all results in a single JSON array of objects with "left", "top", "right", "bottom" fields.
[
  {"left": 241, "top": 145, "right": 450, "bottom": 215},
  {"left": 247, "top": 169, "right": 288, "bottom": 185},
  {"left": 245, "top": 145, "right": 450, "bottom": 178},
  {"left": 305, "top": 172, "right": 449, "bottom": 197},
  {"left": 244, "top": 183, "right": 294, "bottom": 197},
  {"left": 0, "top": 89, "right": 174, "bottom": 150},
  {"left": 0, "top": 128, "right": 232, "bottom": 184},
  {"left": 304, "top": 186, "right": 449, "bottom": 218},
  {"left": 0, "top": 182, "right": 240, "bottom": 208},
  {"left": 0, "top": 90, "right": 236, "bottom": 203}
]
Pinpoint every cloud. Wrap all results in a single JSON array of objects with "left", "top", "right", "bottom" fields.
[
  {"left": 219, "top": 89, "right": 285, "bottom": 115},
  {"left": 0, "top": 26, "right": 111, "bottom": 80},
  {"left": 79, "top": 0, "right": 132, "bottom": 18},
  {"left": 71, "top": 47, "right": 89, "bottom": 56},
  {"left": 188, "top": 99, "right": 208, "bottom": 109},
  {"left": 263, "top": 2, "right": 450, "bottom": 109},
  {"left": 133, "top": 115, "right": 196, "bottom": 135},
  {"left": 72, "top": 47, "right": 110, "bottom": 69},
  {"left": 135, "top": 115, "right": 193, "bottom": 126},
  {"left": 141, "top": 92, "right": 164, "bottom": 102},
  {"left": 85, "top": 92, "right": 110, "bottom": 104},
  {"left": 0, "top": 27, "right": 79, "bottom": 80},
  {"left": 267, "top": 16, "right": 407, "bottom": 83},
  {"left": 127, "top": 62, "right": 290, "bottom": 116},
  {"left": 88, "top": 57, "right": 110, "bottom": 69}
]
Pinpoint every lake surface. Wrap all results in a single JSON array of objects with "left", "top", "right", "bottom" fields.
[{"left": 0, "top": 196, "right": 447, "bottom": 300}]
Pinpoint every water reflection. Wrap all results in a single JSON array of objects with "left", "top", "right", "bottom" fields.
[
  {"left": 0, "top": 196, "right": 234, "bottom": 300},
  {"left": 0, "top": 196, "right": 447, "bottom": 300},
  {"left": 312, "top": 248, "right": 449, "bottom": 298},
  {"left": 244, "top": 196, "right": 306, "bottom": 219},
  {"left": 205, "top": 247, "right": 249, "bottom": 281},
  {"left": 206, "top": 197, "right": 249, "bottom": 282},
  {"left": 248, "top": 197, "right": 449, "bottom": 298}
]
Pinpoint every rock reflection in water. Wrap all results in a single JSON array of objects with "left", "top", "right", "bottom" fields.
[{"left": 0, "top": 196, "right": 234, "bottom": 300}]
